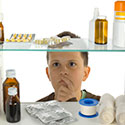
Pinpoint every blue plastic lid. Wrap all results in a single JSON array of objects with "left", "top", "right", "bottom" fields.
[
  {"left": 79, "top": 111, "right": 98, "bottom": 118},
  {"left": 79, "top": 98, "right": 98, "bottom": 106}
]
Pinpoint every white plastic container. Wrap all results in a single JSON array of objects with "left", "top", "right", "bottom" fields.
[
  {"left": 89, "top": 8, "right": 99, "bottom": 43},
  {"left": 113, "top": 0, "right": 125, "bottom": 47}
]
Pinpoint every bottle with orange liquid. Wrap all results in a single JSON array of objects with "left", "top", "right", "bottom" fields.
[
  {"left": 3, "top": 69, "right": 20, "bottom": 113},
  {"left": 0, "top": 13, "right": 4, "bottom": 44},
  {"left": 95, "top": 16, "right": 108, "bottom": 44}
]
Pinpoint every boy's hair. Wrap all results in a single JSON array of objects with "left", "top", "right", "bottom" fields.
[{"left": 47, "top": 31, "right": 88, "bottom": 66}]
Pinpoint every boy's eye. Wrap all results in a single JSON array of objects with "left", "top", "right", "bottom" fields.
[
  {"left": 53, "top": 62, "right": 60, "bottom": 67},
  {"left": 69, "top": 62, "right": 76, "bottom": 67}
]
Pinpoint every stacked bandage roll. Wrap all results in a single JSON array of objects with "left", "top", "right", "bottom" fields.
[
  {"left": 79, "top": 98, "right": 99, "bottom": 118},
  {"left": 99, "top": 93, "right": 115, "bottom": 124},
  {"left": 115, "top": 95, "right": 125, "bottom": 125}
]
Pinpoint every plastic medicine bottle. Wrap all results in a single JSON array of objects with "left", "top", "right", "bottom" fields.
[
  {"left": 6, "top": 87, "right": 21, "bottom": 123},
  {"left": 89, "top": 8, "right": 99, "bottom": 43},
  {"left": 3, "top": 69, "right": 20, "bottom": 113},
  {"left": 113, "top": 0, "right": 125, "bottom": 47}
]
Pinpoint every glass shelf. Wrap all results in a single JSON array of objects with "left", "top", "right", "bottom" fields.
[{"left": 0, "top": 38, "right": 125, "bottom": 52}]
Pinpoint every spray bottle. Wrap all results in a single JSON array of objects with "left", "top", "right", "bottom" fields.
[{"left": 89, "top": 8, "right": 99, "bottom": 43}]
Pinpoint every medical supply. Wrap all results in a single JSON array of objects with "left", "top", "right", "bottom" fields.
[
  {"left": 6, "top": 87, "right": 21, "bottom": 123},
  {"left": 0, "top": 13, "right": 4, "bottom": 44},
  {"left": 6, "top": 34, "right": 35, "bottom": 42},
  {"left": 3, "top": 69, "right": 20, "bottom": 113},
  {"left": 99, "top": 93, "right": 115, "bottom": 124},
  {"left": 95, "top": 16, "right": 108, "bottom": 44},
  {"left": 25, "top": 101, "right": 77, "bottom": 125},
  {"left": 79, "top": 98, "right": 98, "bottom": 118},
  {"left": 113, "top": 0, "right": 125, "bottom": 47},
  {"left": 35, "top": 36, "right": 70, "bottom": 45},
  {"left": 115, "top": 95, "right": 125, "bottom": 125},
  {"left": 89, "top": 8, "right": 99, "bottom": 43}
]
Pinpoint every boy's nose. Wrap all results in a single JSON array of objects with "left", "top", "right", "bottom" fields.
[{"left": 59, "top": 66, "right": 68, "bottom": 76}]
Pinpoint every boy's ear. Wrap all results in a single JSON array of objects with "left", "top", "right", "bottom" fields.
[
  {"left": 82, "top": 66, "right": 90, "bottom": 81},
  {"left": 46, "top": 67, "right": 51, "bottom": 81}
]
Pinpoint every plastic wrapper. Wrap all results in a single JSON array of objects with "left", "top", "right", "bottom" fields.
[
  {"left": 25, "top": 101, "right": 77, "bottom": 125},
  {"left": 35, "top": 36, "right": 71, "bottom": 48}
]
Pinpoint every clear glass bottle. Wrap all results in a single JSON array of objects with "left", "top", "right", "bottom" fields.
[
  {"left": 3, "top": 69, "right": 20, "bottom": 113},
  {"left": 0, "top": 13, "right": 4, "bottom": 44},
  {"left": 6, "top": 87, "right": 21, "bottom": 123},
  {"left": 95, "top": 16, "right": 108, "bottom": 44}
]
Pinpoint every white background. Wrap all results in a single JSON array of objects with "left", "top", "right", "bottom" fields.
[{"left": 1, "top": 0, "right": 125, "bottom": 102}]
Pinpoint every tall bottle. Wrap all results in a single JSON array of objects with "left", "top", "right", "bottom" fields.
[
  {"left": 89, "top": 8, "right": 99, "bottom": 43},
  {"left": 113, "top": 0, "right": 125, "bottom": 47},
  {"left": 6, "top": 87, "right": 21, "bottom": 123},
  {"left": 0, "top": 13, "right": 4, "bottom": 44},
  {"left": 3, "top": 69, "right": 20, "bottom": 113}
]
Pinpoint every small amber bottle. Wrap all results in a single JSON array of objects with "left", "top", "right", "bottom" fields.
[
  {"left": 0, "top": 13, "right": 4, "bottom": 44},
  {"left": 3, "top": 69, "right": 20, "bottom": 113},
  {"left": 6, "top": 87, "right": 21, "bottom": 123},
  {"left": 95, "top": 16, "right": 108, "bottom": 44}
]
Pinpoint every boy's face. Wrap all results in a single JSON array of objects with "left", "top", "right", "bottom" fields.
[{"left": 46, "top": 52, "right": 90, "bottom": 101}]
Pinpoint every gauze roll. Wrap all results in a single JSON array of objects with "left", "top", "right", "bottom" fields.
[
  {"left": 115, "top": 95, "right": 125, "bottom": 125},
  {"left": 99, "top": 93, "right": 115, "bottom": 124},
  {"left": 115, "top": 95, "right": 125, "bottom": 107}
]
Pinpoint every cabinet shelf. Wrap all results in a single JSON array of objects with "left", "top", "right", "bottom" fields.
[
  {"left": 0, "top": 102, "right": 117, "bottom": 125},
  {"left": 0, "top": 38, "right": 125, "bottom": 52}
]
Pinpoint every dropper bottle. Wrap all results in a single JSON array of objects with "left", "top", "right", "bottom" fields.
[
  {"left": 0, "top": 13, "right": 4, "bottom": 44},
  {"left": 89, "top": 8, "right": 99, "bottom": 43}
]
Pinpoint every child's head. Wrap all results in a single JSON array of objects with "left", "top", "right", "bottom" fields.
[
  {"left": 46, "top": 52, "right": 90, "bottom": 101},
  {"left": 45, "top": 31, "right": 90, "bottom": 101}
]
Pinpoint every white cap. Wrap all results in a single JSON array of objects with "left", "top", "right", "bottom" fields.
[
  {"left": 6, "top": 69, "right": 16, "bottom": 78},
  {"left": 0, "top": 13, "right": 3, "bottom": 22},
  {"left": 93, "top": 8, "right": 99, "bottom": 18},
  {"left": 97, "top": 15, "right": 107, "bottom": 20},
  {"left": 8, "top": 87, "right": 17, "bottom": 96}
]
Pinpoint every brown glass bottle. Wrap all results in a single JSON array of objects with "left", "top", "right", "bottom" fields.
[
  {"left": 0, "top": 13, "right": 4, "bottom": 44},
  {"left": 6, "top": 87, "right": 21, "bottom": 123},
  {"left": 3, "top": 70, "right": 20, "bottom": 113},
  {"left": 95, "top": 16, "right": 108, "bottom": 44}
]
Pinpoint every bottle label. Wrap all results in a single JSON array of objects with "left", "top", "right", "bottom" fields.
[{"left": 115, "top": 11, "right": 125, "bottom": 21}]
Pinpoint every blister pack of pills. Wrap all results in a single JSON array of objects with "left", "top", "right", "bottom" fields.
[
  {"left": 6, "top": 34, "right": 35, "bottom": 42},
  {"left": 25, "top": 101, "right": 77, "bottom": 125}
]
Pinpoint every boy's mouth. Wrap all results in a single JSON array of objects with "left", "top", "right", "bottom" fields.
[{"left": 59, "top": 80, "right": 68, "bottom": 87}]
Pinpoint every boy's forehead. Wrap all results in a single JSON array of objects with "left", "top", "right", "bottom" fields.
[{"left": 48, "top": 52, "right": 83, "bottom": 61}]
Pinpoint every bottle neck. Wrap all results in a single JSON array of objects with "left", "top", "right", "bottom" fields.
[{"left": 7, "top": 76, "right": 15, "bottom": 79}]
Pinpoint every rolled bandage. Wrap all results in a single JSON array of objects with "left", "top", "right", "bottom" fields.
[
  {"left": 99, "top": 93, "right": 115, "bottom": 124},
  {"left": 115, "top": 95, "right": 125, "bottom": 125},
  {"left": 79, "top": 98, "right": 98, "bottom": 118}
]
